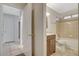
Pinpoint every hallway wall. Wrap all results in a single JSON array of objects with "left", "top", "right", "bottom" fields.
[{"left": 33, "top": 3, "right": 46, "bottom": 56}]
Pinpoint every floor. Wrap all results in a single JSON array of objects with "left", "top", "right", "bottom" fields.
[
  {"left": 51, "top": 47, "right": 78, "bottom": 56},
  {"left": 16, "top": 53, "right": 25, "bottom": 56}
]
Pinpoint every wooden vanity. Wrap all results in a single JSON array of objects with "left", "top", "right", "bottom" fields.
[{"left": 47, "top": 35, "right": 56, "bottom": 56}]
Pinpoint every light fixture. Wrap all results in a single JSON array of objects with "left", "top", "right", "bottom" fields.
[
  {"left": 72, "top": 14, "right": 78, "bottom": 18},
  {"left": 46, "top": 4, "right": 49, "bottom": 6},
  {"left": 46, "top": 12, "right": 50, "bottom": 16},
  {"left": 64, "top": 16, "right": 71, "bottom": 19}
]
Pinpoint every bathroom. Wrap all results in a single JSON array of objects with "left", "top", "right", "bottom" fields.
[{"left": 46, "top": 3, "right": 78, "bottom": 56}]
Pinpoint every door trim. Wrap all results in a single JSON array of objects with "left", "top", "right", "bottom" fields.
[{"left": 32, "top": 10, "right": 35, "bottom": 56}]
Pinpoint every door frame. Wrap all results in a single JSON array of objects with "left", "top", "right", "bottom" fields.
[{"left": 32, "top": 10, "right": 35, "bottom": 56}]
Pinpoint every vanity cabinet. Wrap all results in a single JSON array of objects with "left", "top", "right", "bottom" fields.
[{"left": 47, "top": 35, "right": 56, "bottom": 56}]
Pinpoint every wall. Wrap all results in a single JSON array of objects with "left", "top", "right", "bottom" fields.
[
  {"left": 33, "top": 3, "right": 46, "bottom": 56},
  {"left": 56, "top": 19, "right": 78, "bottom": 52},
  {"left": 46, "top": 7, "right": 60, "bottom": 35},
  {"left": 56, "top": 19, "right": 78, "bottom": 39}
]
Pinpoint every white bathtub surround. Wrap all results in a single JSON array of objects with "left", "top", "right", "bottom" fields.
[
  {"left": 57, "top": 38, "right": 78, "bottom": 51},
  {"left": 56, "top": 41, "right": 67, "bottom": 52},
  {"left": 54, "top": 38, "right": 78, "bottom": 56}
]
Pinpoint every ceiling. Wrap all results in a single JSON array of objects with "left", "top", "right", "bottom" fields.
[
  {"left": 2, "top": 3, "right": 26, "bottom": 9},
  {"left": 2, "top": 3, "right": 27, "bottom": 16},
  {"left": 47, "top": 3, "right": 78, "bottom": 15}
]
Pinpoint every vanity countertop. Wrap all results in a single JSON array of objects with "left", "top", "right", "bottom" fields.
[{"left": 46, "top": 33, "right": 56, "bottom": 36}]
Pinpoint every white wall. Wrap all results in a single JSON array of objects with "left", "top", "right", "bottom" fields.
[
  {"left": 46, "top": 7, "right": 60, "bottom": 35},
  {"left": 33, "top": 3, "right": 46, "bottom": 56}
]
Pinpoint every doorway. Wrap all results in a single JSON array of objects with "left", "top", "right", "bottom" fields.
[{"left": 46, "top": 3, "right": 78, "bottom": 56}]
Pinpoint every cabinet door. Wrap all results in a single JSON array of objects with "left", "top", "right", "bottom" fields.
[
  {"left": 47, "top": 35, "right": 56, "bottom": 56},
  {"left": 47, "top": 39, "right": 53, "bottom": 56},
  {"left": 50, "top": 39, "right": 53, "bottom": 53},
  {"left": 47, "top": 38, "right": 51, "bottom": 56}
]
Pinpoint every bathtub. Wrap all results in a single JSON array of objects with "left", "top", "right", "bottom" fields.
[{"left": 56, "top": 38, "right": 78, "bottom": 52}]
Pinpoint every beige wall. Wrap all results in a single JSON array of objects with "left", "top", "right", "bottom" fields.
[
  {"left": 56, "top": 19, "right": 78, "bottom": 39},
  {"left": 33, "top": 3, "right": 46, "bottom": 56}
]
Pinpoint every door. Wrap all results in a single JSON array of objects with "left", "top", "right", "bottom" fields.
[
  {"left": 0, "top": 5, "right": 21, "bottom": 56},
  {"left": 22, "top": 4, "right": 32, "bottom": 56},
  {"left": 3, "top": 14, "right": 19, "bottom": 43},
  {"left": 0, "top": 5, "right": 3, "bottom": 56},
  {"left": 32, "top": 10, "right": 35, "bottom": 56},
  {"left": 2, "top": 14, "right": 19, "bottom": 56}
]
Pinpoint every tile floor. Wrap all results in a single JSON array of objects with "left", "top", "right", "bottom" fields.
[{"left": 51, "top": 47, "right": 78, "bottom": 56}]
